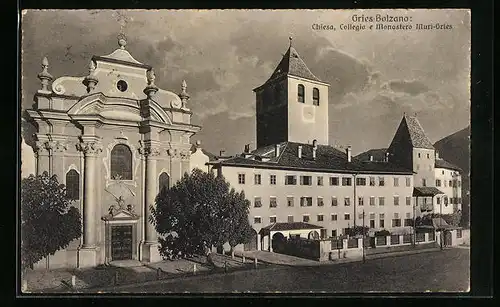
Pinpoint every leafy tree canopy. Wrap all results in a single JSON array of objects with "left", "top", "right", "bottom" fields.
[
  {"left": 21, "top": 172, "right": 82, "bottom": 270},
  {"left": 151, "top": 168, "right": 253, "bottom": 260}
]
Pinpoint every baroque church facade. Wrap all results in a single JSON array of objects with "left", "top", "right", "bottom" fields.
[{"left": 25, "top": 35, "right": 200, "bottom": 269}]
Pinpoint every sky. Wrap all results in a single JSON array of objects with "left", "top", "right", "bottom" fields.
[{"left": 21, "top": 9, "right": 471, "bottom": 156}]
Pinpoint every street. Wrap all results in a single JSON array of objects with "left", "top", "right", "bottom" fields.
[{"left": 92, "top": 248, "right": 469, "bottom": 293}]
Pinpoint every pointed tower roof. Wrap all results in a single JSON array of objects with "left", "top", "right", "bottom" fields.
[
  {"left": 389, "top": 114, "right": 435, "bottom": 150},
  {"left": 254, "top": 38, "right": 325, "bottom": 91}
]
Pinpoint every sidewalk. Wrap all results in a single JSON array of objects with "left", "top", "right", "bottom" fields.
[
  {"left": 234, "top": 245, "right": 444, "bottom": 267},
  {"left": 22, "top": 253, "right": 270, "bottom": 293}
]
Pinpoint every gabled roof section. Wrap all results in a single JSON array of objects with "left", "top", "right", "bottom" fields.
[
  {"left": 354, "top": 148, "right": 388, "bottom": 162},
  {"left": 389, "top": 114, "right": 435, "bottom": 150},
  {"left": 435, "top": 158, "right": 462, "bottom": 172},
  {"left": 254, "top": 42, "right": 325, "bottom": 91},
  {"left": 93, "top": 35, "right": 152, "bottom": 70},
  {"left": 208, "top": 141, "right": 414, "bottom": 175}
]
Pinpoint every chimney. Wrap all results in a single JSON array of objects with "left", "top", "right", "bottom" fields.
[
  {"left": 369, "top": 155, "right": 373, "bottom": 162},
  {"left": 275, "top": 144, "right": 280, "bottom": 157},
  {"left": 298, "top": 145, "right": 303, "bottom": 158},
  {"left": 312, "top": 139, "right": 317, "bottom": 159},
  {"left": 219, "top": 150, "right": 225, "bottom": 157},
  {"left": 435, "top": 151, "right": 440, "bottom": 160},
  {"left": 385, "top": 152, "right": 389, "bottom": 162},
  {"left": 244, "top": 144, "right": 250, "bottom": 153},
  {"left": 346, "top": 146, "right": 352, "bottom": 162}
]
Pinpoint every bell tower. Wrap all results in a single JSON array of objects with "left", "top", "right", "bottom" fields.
[{"left": 253, "top": 37, "right": 330, "bottom": 148}]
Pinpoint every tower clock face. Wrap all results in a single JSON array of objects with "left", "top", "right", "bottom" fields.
[{"left": 302, "top": 105, "right": 315, "bottom": 121}]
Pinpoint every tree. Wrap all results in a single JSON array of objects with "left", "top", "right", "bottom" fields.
[
  {"left": 21, "top": 172, "right": 82, "bottom": 270},
  {"left": 150, "top": 168, "right": 252, "bottom": 262}
]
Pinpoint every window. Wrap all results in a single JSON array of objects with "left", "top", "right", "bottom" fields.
[
  {"left": 436, "top": 197, "right": 441, "bottom": 204},
  {"left": 285, "top": 175, "right": 297, "bottom": 185},
  {"left": 358, "top": 197, "right": 364, "bottom": 206},
  {"left": 300, "top": 175, "right": 312, "bottom": 185},
  {"left": 65, "top": 169, "right": 79, "bottom": 200},
  {"left": 379, "top": 214, "right": 385, "bottom": 228},
  {"left": 287, "top": 215, "right": 294, "bottom": 223},
  {"left": 404, "top": 219, "right": 412, "bottom": 226},
  {"left": 331, "top": 230, "right": 337, "bottom": 237},
  {"left": 287, "top": 196, "right": 294, "bottom": 207},
  {"left": 300, "top": 197, "right": 313, "bottom": 207},
  {"left": 117, "top": 80, "right": 128, "bottom": 92},
  {"left": 358, "top": 213, "right": 364, "bottom": 219},
  {"left": 317, "top": 197, "right": 324, "bottom": 207},
  {"left": 369, "top": 177, "right": 376, "bottom": 186},
  {"left": 269, "top": 197, "right": 277, "bottom": 208},
  {"left": 370, "top": 197, "right": 375, "bottom": 206},
  {"left": 320, "top": 229, "right": 327, "bottom": 239},
  {"left": 270, "top": 174, "right": 276, "bottom": 185},
  {"left": 254, "top": 217, "right": 261, "bottom": 224},
  {"left": 422, "top": 179, "right": 427, "bottom": 187},
  {"left": 331, "top": 214, "right": 338, "bottom": 221},
  {"left": 342, "top": 177, "right": 352, "bottom": 186},
  {"left": 331, "top": 197, "right": 338, "bottom": 206},
  {"left": 370, "top": 220, "right": 375, "bottom": 228},
  {"left": 418, "top": 153, "right": 421, "bottom": 158},
  {"left": 379, "top": 197, "right": 385, "bottom": 206},
  {"left": 369, "top": 213, "right": 376, "bottom": 220},
  {"left": 344, "top": 213, "right": 350, "bottom": 220},
  {"left": 254, "top": 174, "right": 261, "bottom": 185},
  {"left": 356, "top": 177, "right": 366, "bottom": 186},
  {"left": 111, "top": 144, "right": 132, "bottom": 180},
  {"left": 378, "top": 177, "right": 385, "bottom": 186},
  {"left": 254, "top": 197, "right": 262, "bottom": 208},
  {"left": 297, "top": 84, "right": 305, "bottom": 103},
  {"left": 406, "top": 212, "right": 411, "bottom": 219},
  {"left": 317, "top": 176, "right": 324, "bottom": 186},
  {"left": 313, "top": 88, "right": 320, "bottom": 106},
  {"left": 394, "top": 213, "right": 399, "bottom": 219},
  {"left": 392, "top": 219, "right": 401, "bottom": 227},
  {"left": 449, "top": 180, "right": 452, "bottom": 187},
  {"left": 436, "top": 179, "right": 441, "bottom": 187},
  {"left": 394, "top": 178, "right": 399, "bottom": 187},
  {"left": 317, "top": 214, "right": 324, "bottom": 222},
  {"left": 406, "top": 196, "right": 411, "bottom": 206},
  {"left": 330, "top": 177, "right": 339, "bottom": 186},
  {"left": 270, "top": 216, "right": 277, "bottom": 223},
  {"left": 303, "top": 215, "right": 310, "bottom": 222},
  {"left": 406, "top": 177, "right": 411, "bottom": 187},
  {"left": 442, "top": 170, "right": 445, "bottom": 175},
  {"left": 394, "top": 196, "right": 400, "bottom": 206},
  {"left": 427, "top": 153, "right": 430, "bottom": 159},
  {"left": 344, "top": 197, "right": 351, "bottom": 206},
  {"left": 159, "top": 172, "right": 170, "bottom": 194},
  {"left": 238, "top": 173, "right": 246, "bottom": 184}
]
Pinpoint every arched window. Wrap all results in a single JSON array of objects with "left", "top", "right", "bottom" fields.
[
  {"left": 313, "top": 88, "right": 320, "bottom": 106},
  {"left": 297, "top": 84, "right": 305, "bottom": 103},
  {"left": 66, "top": 169, "right": 79, "bottom": 200},
  {"left": 159, "top": 172, "right": 170, "bottom": 194},
  {"left": 111, "top": 144, "right": 132, "bottom": 180}
]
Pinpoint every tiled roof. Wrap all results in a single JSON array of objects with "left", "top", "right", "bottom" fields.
[
  {"left": 389, "top": 114, "right": 434, "bottom": 152},
  {"left": 353, "top": 148, "right": 388, "bottom": 162},
  {"left": 208, "top": 141, "right": 414, "bottom": 175},
  {"left": 435, "top": 159, "right": 462, "bottom": 172},
  {"left": 261, "top": 222, "right": 323, "bottom": 232},
  {"left": 413, "top": 187, "right": 445, "bottom": 197},
  {"left": 255, "top": 46, "right": 323, "bottom": 90}
]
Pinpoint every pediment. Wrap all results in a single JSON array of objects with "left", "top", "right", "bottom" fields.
[
  {"left": 102, "top": 208, "right": 140, "bottom": 221},
  {"left": 68, "top": 93, "right": 172, "bottom": 124}
]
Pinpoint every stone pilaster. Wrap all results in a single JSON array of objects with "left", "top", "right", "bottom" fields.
[
  {"left": 139, "top": 143, "right": 162, "bottom": 263},
  {"left": 34, "top": 140, "right": 51, "bottom": 176},
  {"left": 76, "top": 140, "right": 103, "bottom": 268},
  {"left": 50, "top": 140, "right": 67, "bottom": 182}
]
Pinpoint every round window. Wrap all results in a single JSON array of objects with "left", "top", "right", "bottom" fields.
[{"left": 117, "top": 80, "right": 128, "bottom": 92}]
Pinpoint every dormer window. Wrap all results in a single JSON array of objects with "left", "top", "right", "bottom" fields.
[
  {"left": 298, "top": 84, "right": 305, "bottom": 103},
  {"left": 313, "top": 88, "right": 320, "bottom": 106}
]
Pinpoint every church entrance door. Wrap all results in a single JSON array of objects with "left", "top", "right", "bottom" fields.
[{"left": 111, "top": 225, "right": 133, "bottom": 260}]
